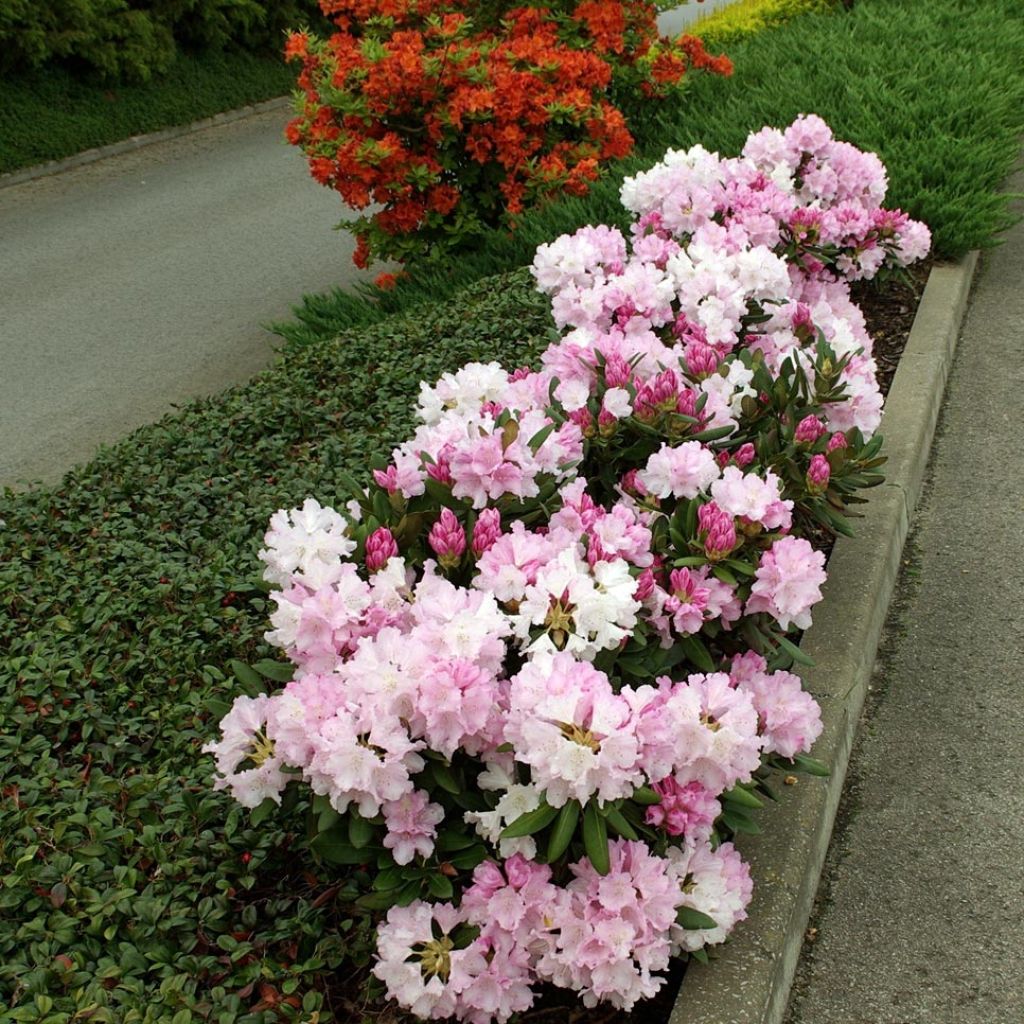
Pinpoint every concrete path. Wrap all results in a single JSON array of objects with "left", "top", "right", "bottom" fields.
[
  {"left": 785, "top": 174, "right": 1024, "bottom": 1023},
  {"left": 0, "top": 107, "right": 371, "bottom": 489}
]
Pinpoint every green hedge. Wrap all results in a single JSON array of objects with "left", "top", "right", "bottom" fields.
[{"left": 0, "top": 0, "right": 322, "bottom": 82}]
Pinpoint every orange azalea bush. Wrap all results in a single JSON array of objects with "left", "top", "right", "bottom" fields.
[{"left": 284, "top": 2, "right": 732, "bottom": 267}]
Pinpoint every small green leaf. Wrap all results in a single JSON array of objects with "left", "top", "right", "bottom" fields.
[
  {"left": 775, "top": 634, "right": 815, "bottom": 666},
  {"left": 547, "top": 800, "right": 580, "bottom": 863},
  {"left": 793, "top": 753, "right": 831, "bottom": 777},
  {"left": 603, "top": 806, "right": 638, "bottom": 840},
  {"left": 527, "top": 423, "right": 556, "bottom": 453},
  {"left": 677, "top": 906, "right": 718, "bottom": 930},
  {"left": 349, "top": 812, "right": 374, "bottom": 849},
  {"left": 427, "top": 874, "right": 454, "bottom": 899},
  {"left": 722, "top": 785, "right": 764, "bottom": 810},
  {"left": 630, "top": 786, "right": 661, "bottom": 806},
  {"left": 582, "top": 802, "right": 610, "bottom": 876},
  {"left": 500, "top": 801, "right": 558, "bottom": 840},
  {"left": 229, "top": 659, "right": 262, "bottom": 690},
  {"left": 251, "top": 659, "right": 294, "bottom": 683}
]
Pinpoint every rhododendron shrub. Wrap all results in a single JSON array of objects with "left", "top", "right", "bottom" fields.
[
  {"left": 206, "top": 118, "right": 929, "bottom": 1020},
  {"left": 284, "top": 1, "right": 732, "bottom": 267}
]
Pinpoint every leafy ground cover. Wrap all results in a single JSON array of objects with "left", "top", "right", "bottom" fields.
[
  {"left": 0, "top": 273, "right": 558, "bottom": 1023},
  {"left": 0, "top": 51, "right": 294, "bottom": 175},
  {"left": 277, "top": 0, "right": 1024, "bottom": 346}
]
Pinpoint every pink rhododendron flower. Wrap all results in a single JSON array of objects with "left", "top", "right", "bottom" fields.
[
  {"left": 382, "top": 790, "right": 445, "bottom": 865},
  {"left": 746, "top": 536, "right": 827, "bottom": 630},
  {"left": 638, "top": 441, "right": 720, "bottom": 500}
]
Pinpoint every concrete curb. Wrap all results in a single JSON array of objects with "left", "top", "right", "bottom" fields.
[
  {"left": 0, "top": 95, "right": 291, "bottom": 190},
  {"left": 668, "top": 250, "right": 981, "bottom": 1024}
]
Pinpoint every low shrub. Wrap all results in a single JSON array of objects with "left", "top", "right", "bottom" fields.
[
  {"left": 0, "top": 0, "right": 323, "bottom": 82},
  {"left": 205, "top": 116, "right": 929, "bottom": 1020},
  {"left": 690, "top": 0, "right": 834, "bottom": 48},
  {"left": 284, "top": 1, "right": 732, "bottom": 269}
]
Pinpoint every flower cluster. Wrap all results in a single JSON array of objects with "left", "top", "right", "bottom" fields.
[
  {"left": 284, "top": 2, "right": 732, "bottom": 268},
  {"left": 206, "top": 119, "right": 928, "bottom": 1021}
]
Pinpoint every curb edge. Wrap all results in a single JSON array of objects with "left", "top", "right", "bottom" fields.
[
  {"left": 0, "top": 95, "right": 291, "bottom": 190},
  {"left": 668, "top": 248, "right": 981, "bottom": 1024}
]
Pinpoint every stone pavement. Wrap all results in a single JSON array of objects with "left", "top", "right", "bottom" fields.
[
  {"left": 784, "top": 173, "right": 1024, "bottom": 1023},
  {"left": 0, "top": 107, "right": 372, "bottom": 489}
]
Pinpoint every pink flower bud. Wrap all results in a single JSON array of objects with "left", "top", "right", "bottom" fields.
[
  {"left": 509, "top": 366, "right": 532, "bottom": 382},
  {"left": 598, "top": 407, "right": 617, "bottom": 436},
  {"left": 604, "top": 354, "right": 632, "bottom": 388},
  {"left": 826, "top": 431, "right": 848, "bottom": 452},
  {"left": 684, "top": 340, "right": 721, "bottom": 380},
  {"left": 698, "top": 501, "right": 737, "bottom": 560},
  {"left": 365, "top": 527, "right": 398, "bottom": 572},
  {"left": 504, "top": 854, "right": 532, "bottom": 890},
  {"left": 569, "top": 406, "right": 594, "bottom": 436},
  {"left": 673, "top": 312, "right": 709, "bottom": 345},
  {"left": 472, "top": 860, "right": 506, "bottom": 895},
  {"left": 428, "top": 508, "right": 466, "bottom": 568},
  {"left": 635, "top": 567, "right": 657, "bottom": 601},
  {"left": 480, "top": 400, "right": 505, "bottom": 419},
  {"left": 620, "top": 469, "right": 651, "bottom": 500},
  {"left": 426, "top": 456, "right": 453, "bottom": 486},
  {"left": 373, "top": 466, "right": 399, "bottom": 494},
  {"left": 471, "top": 508, "right": 502, "bottom": 557},
  {"left": 807, "top": 454, "right": 831, "bottom": 493},
  {"left": 734, "top": 443, "right": 756, "bottom": 467},
  {"left": 795, "top": 414, "right": 826, "bottom": 444},
  {"left": 791, "top": 302, "right": 814, "bottom": 334}
]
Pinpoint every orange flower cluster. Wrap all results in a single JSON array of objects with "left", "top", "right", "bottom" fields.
[{"left": 285, "top": 2, "right": 732, "bottom": 268}]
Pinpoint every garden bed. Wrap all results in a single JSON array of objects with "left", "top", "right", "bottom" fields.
[{"left": 0, "top": 242, "right": 933, "bottom": 1022}]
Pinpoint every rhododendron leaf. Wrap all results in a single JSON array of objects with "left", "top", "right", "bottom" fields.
[
  {"left": 793, "top": 753, "right": 831, "bottom": 777},
  {"left": 603, "top": 807, "right": 638, "bottom": 841},
  {"left": 631, "top": 786, "right": 661, "bottom": 806},
  {"left": 311, "top": 827, "right": 366, "bottom": 865},
  {"left": 336, "top": 472, "right": 367, "bottom": 506},
  {"left": 547, "top": 800, "right": 580, "bottom": 863},
  {"left": 349, "top": 812, "right": 374, "bottom": 850},
  {"left": 451, "top": 924, "right": 481, "bottom": 950},
  {"left": 251, "top": 660, "right": 294, "bottom": 683},
  {"left": 691, "top": 947, "right": 711, "bottom": 965},
  {"left": 721, "top": 809, "right": 761, "bottom": 835},
  {"left": 396, "top": 880, "right": 423, "bottom": 907},
  {"left": 205, "top": 698, "right": 232, "bottom": 721},
  {"left": 249, "top": 798, "right": 276, "bottom": 827},
  {"left": 678, "top": 907, "right": 718, "bottom": 931},
  {"left": 678, "top": 636, "right": 716, "bottom": 674},
  {"left": 712, "top": 564, "right": 738, "bottom": 586},
  {"left": 229, "top": 660, "right": 263, "bottom": 692},
  {"left": 372, "top": 491, "right": 391, "bottom": 524},
  {"left": 447, "top": 845, "right": 488, "bottom": 871},
  {"left": 724, "top": 558, "right": 755, "bottom": 577},
  {"left": 427, "top": 874, "right": 454, "bottom": 899},
  {"left": 317, "top": 805, "right": 340, "bottom": 833},
  {"left": 501, "top": 801, "right": 558, "bottom": 839},
  {"left": 673, "top": 556, "right": 708, "bottom": 568},
  {"left": 528, "top": 423, "right": 556, "bottom": 454},
  {"left": 372, "top": 867, "right": 404, "bottom": 892},
  {"left": 435, "top": 830, "right": 477, "bottom": 852},
  {"left": 775, "top": 634, "right": 815, "bottom": 667},
  {"left": 356, "top": 890, "right": 400, "bottom": 911},
  {"left": 723, "top": 785, "right": 765, "bottom": 810},
  {"left": 688, "top": 425, "right": 735, "bottom": 444},
  {"left": 495, "top": 742, "right": 514, "bottom": 754},
  {"left": 427, "top": 760, "right": 461, "bottom": 795},
  {"left": 583, "top": 802, "right": 610, "bottom": 876}
]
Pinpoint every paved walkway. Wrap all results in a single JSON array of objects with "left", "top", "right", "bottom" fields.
[
  {"left": 785, "top": 174, "right": 1024, "bottom": 1022},
  {"left": 0, "top": 107, "right": 371, "bottom": 489}
]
